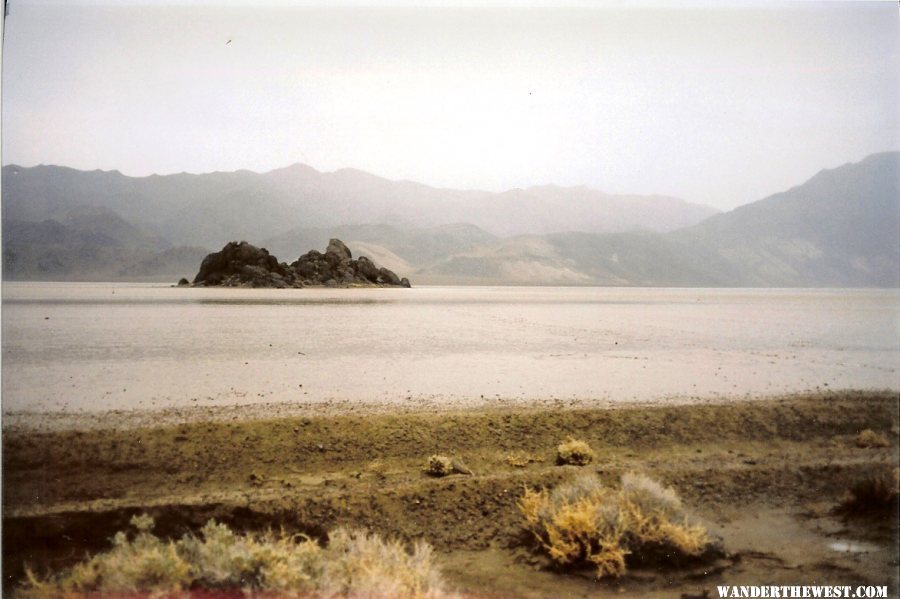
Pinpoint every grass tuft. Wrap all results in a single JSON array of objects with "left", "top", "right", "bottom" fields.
[{"left": 519, "top": 472, "right": 713, "bottom": 579}]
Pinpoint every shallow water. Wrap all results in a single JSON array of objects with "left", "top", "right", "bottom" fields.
[
  {"left": 2, "top": 283, "right": 897, "bottom": 413},
  {"left": 828, "top": 540, "right": 880, "bottom": 553}
]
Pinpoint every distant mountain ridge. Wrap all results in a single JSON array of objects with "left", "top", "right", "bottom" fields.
[
  {"left": 2, "top": 152, "right": 897, "bottom": 286},
  {"left": 1, "top": 162, "right": 717, "bottom": 249},
  {"left": 418, "top": 153, "right": 899, "bottom": 286}
]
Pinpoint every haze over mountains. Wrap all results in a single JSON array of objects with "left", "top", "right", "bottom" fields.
[
  {"left": 2, "top": 152, "right": 897, "bottom": 286},
  {"left": 1, "top": 162, "right": 715, "bottom": 247}
]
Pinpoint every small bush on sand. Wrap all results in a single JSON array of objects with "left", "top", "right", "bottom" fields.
[
  {"left": 505, "top": 451, "right": 541, "bottom": 468},
  {"left": 21, "top": 516, "right": 450, "bottom": 598},
  {"left": 426, "top": 455, "right": 454, "bottom": 477},
  {"left": 838, "top": 468, "right": 899, "bottom": 516},
  {"left": 855, "top": 429, "right": 890, "bottom": 448},
  {"left": 519, "top": 473, "right": 713, "bottom": 579},
  {"left": 556, "top": 438, "right": 595, "bottom": 466},
  {"left": 424, "top": 455, "right": 472, "bottom": 477}
]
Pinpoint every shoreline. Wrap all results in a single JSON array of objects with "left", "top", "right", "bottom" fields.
[
  {"left": 4, "top": 388, "right": 896, "bottom": 433},
  {"left": 3, "top": 389, "right": 898, "bottom": 596}
]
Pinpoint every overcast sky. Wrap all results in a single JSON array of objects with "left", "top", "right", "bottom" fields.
[{"left": 2, "top": 1, "right": 897, "bottom": 210}]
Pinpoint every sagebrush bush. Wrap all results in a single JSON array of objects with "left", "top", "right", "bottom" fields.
[
  {"left": 839, "top": 467, "right": 899, "bottom": 515},
  {"left": 426, "top": 455, "right": 454, "bottom": 477},
  {"left": 855, "top": 429, "right": 890, "bottom": 448},
  {"left": 24, "top": 514, "right": 192, "bottom": 596},
  {"left": 178, "top": 519, "right": 322, "bottom": 592},
  {"left": 21, "top": 516, "right": 451, "bottom": 598},
  {"left": 321, "top": 528, "right": 445, "bottom": 598},
  {"left": 556, "top": 438, "right": 595, "bottom": 466},
  {"left": 505, "top": 451, "right": 540, "bottom": 468},
  {"left": 519, "top": 473, "right": 712, "bottom": 579}
]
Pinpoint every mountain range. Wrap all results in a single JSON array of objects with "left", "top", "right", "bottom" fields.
[{"left": 2, "top": 152, "right": 897, "bottom": 286}]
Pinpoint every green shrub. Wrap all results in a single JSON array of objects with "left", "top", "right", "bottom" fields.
[
  {"left": 519, "top": 473, "right": 713, "bottom": 579},
  {"left": 556, "top": 438, "right": 595, "bottom": 466},
  {"left": 21, "top": 516, "right": 450, "bottom": 598}
]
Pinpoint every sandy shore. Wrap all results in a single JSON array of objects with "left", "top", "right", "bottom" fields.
[{"left": 3, "top": 390, "right": 898, "bottom": 597}]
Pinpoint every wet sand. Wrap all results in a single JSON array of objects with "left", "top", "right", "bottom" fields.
[{"left": 3, "top": 390, "right": 898, "bottom": 597}]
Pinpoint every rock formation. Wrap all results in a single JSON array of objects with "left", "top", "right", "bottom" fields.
[{"left": 190, "top": 239, "right": 411, "bottom": 288}]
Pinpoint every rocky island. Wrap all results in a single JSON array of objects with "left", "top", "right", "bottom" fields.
[{"left": 185, "top": 238, "right": 411, "bottom": 288}]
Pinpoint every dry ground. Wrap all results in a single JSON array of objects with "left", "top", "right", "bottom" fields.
[{"left": 3, "top": 390, "right": 898, "bottom": 597}]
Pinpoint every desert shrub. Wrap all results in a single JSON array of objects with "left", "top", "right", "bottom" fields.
[
  {"left": 178, "top": 519, "right": 322, "bottom": 592},
  {"left": 320, "top": 528, "right": 446, "bottom": 598},
  {"left": 838, "top": 468, "right": 899, "bottom": 515},
  {"left": 22, "top": 513, "right": 191, "bottom": 596},
  {"left": 426, "top": 455, "right": 453, "bottom": 477},
  {"left": 556, "top": 438, "right": 595, "bottom": 466},
  {"left": 519, "top": 472, "right": 712, "bottom": 579},
  {"left": 855, "top": 429, "right": 890, "bottom": 448},
  {"left": 505, "top": 451, "right": 541, "bottom": 468},
  {"left": 20, "top": 516, "right": 450, "bottom": 598}
]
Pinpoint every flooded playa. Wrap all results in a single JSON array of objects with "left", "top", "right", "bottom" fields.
[
  {"left": 2, "top": 283, "right": 897, "bottom": 414},
  {"left": 3, "top": 283, "right": 897, "bottom": 596}
]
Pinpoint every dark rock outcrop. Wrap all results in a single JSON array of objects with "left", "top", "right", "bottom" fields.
[
  {"left": 290, "top": 238, "right": 408, "bottom": 287},
  {"left": 191, "top": 238, "right": 411, "bottom": 288},
  {"left": 193, "top": 241, "right": 300, "bottom": 288}
]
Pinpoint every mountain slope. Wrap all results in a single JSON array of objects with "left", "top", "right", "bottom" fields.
[
  {"left": 2, "top": 165, "right": 295, "bottom": 250},
  {"left": 262, "top": 223, "right": 497, "bottom": 269},
  {"left": 673, "top": 151, "right": 900, "bottom": 286},
  {"left": 2, "top": 163, "right": 717, "bottom": 249},
  {"left": 2, "top": 207, "right": 207, "bottom": 281},
  {"left": 418, "top": 152, "right": 900, "bottom": 287},
  {"left": 421, "top": 232, "right": 728, "bottom": 286}
]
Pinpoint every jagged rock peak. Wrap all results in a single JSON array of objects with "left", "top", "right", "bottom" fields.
[{"left": 325, "top": 238, "right": 352, "bottom": 262}]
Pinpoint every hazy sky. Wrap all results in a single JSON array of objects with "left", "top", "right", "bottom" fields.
[{"left": 2, "top": 1, "right": 898, "bottom": 209}]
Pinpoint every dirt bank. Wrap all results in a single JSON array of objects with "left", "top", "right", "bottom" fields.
[{"left": 3, "top": 390, "right": 898, "bottom": 597}]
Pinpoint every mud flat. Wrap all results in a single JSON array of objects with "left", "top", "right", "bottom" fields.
[{"left": 3, "top": 390, "right": 898, "bottom": 597}]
